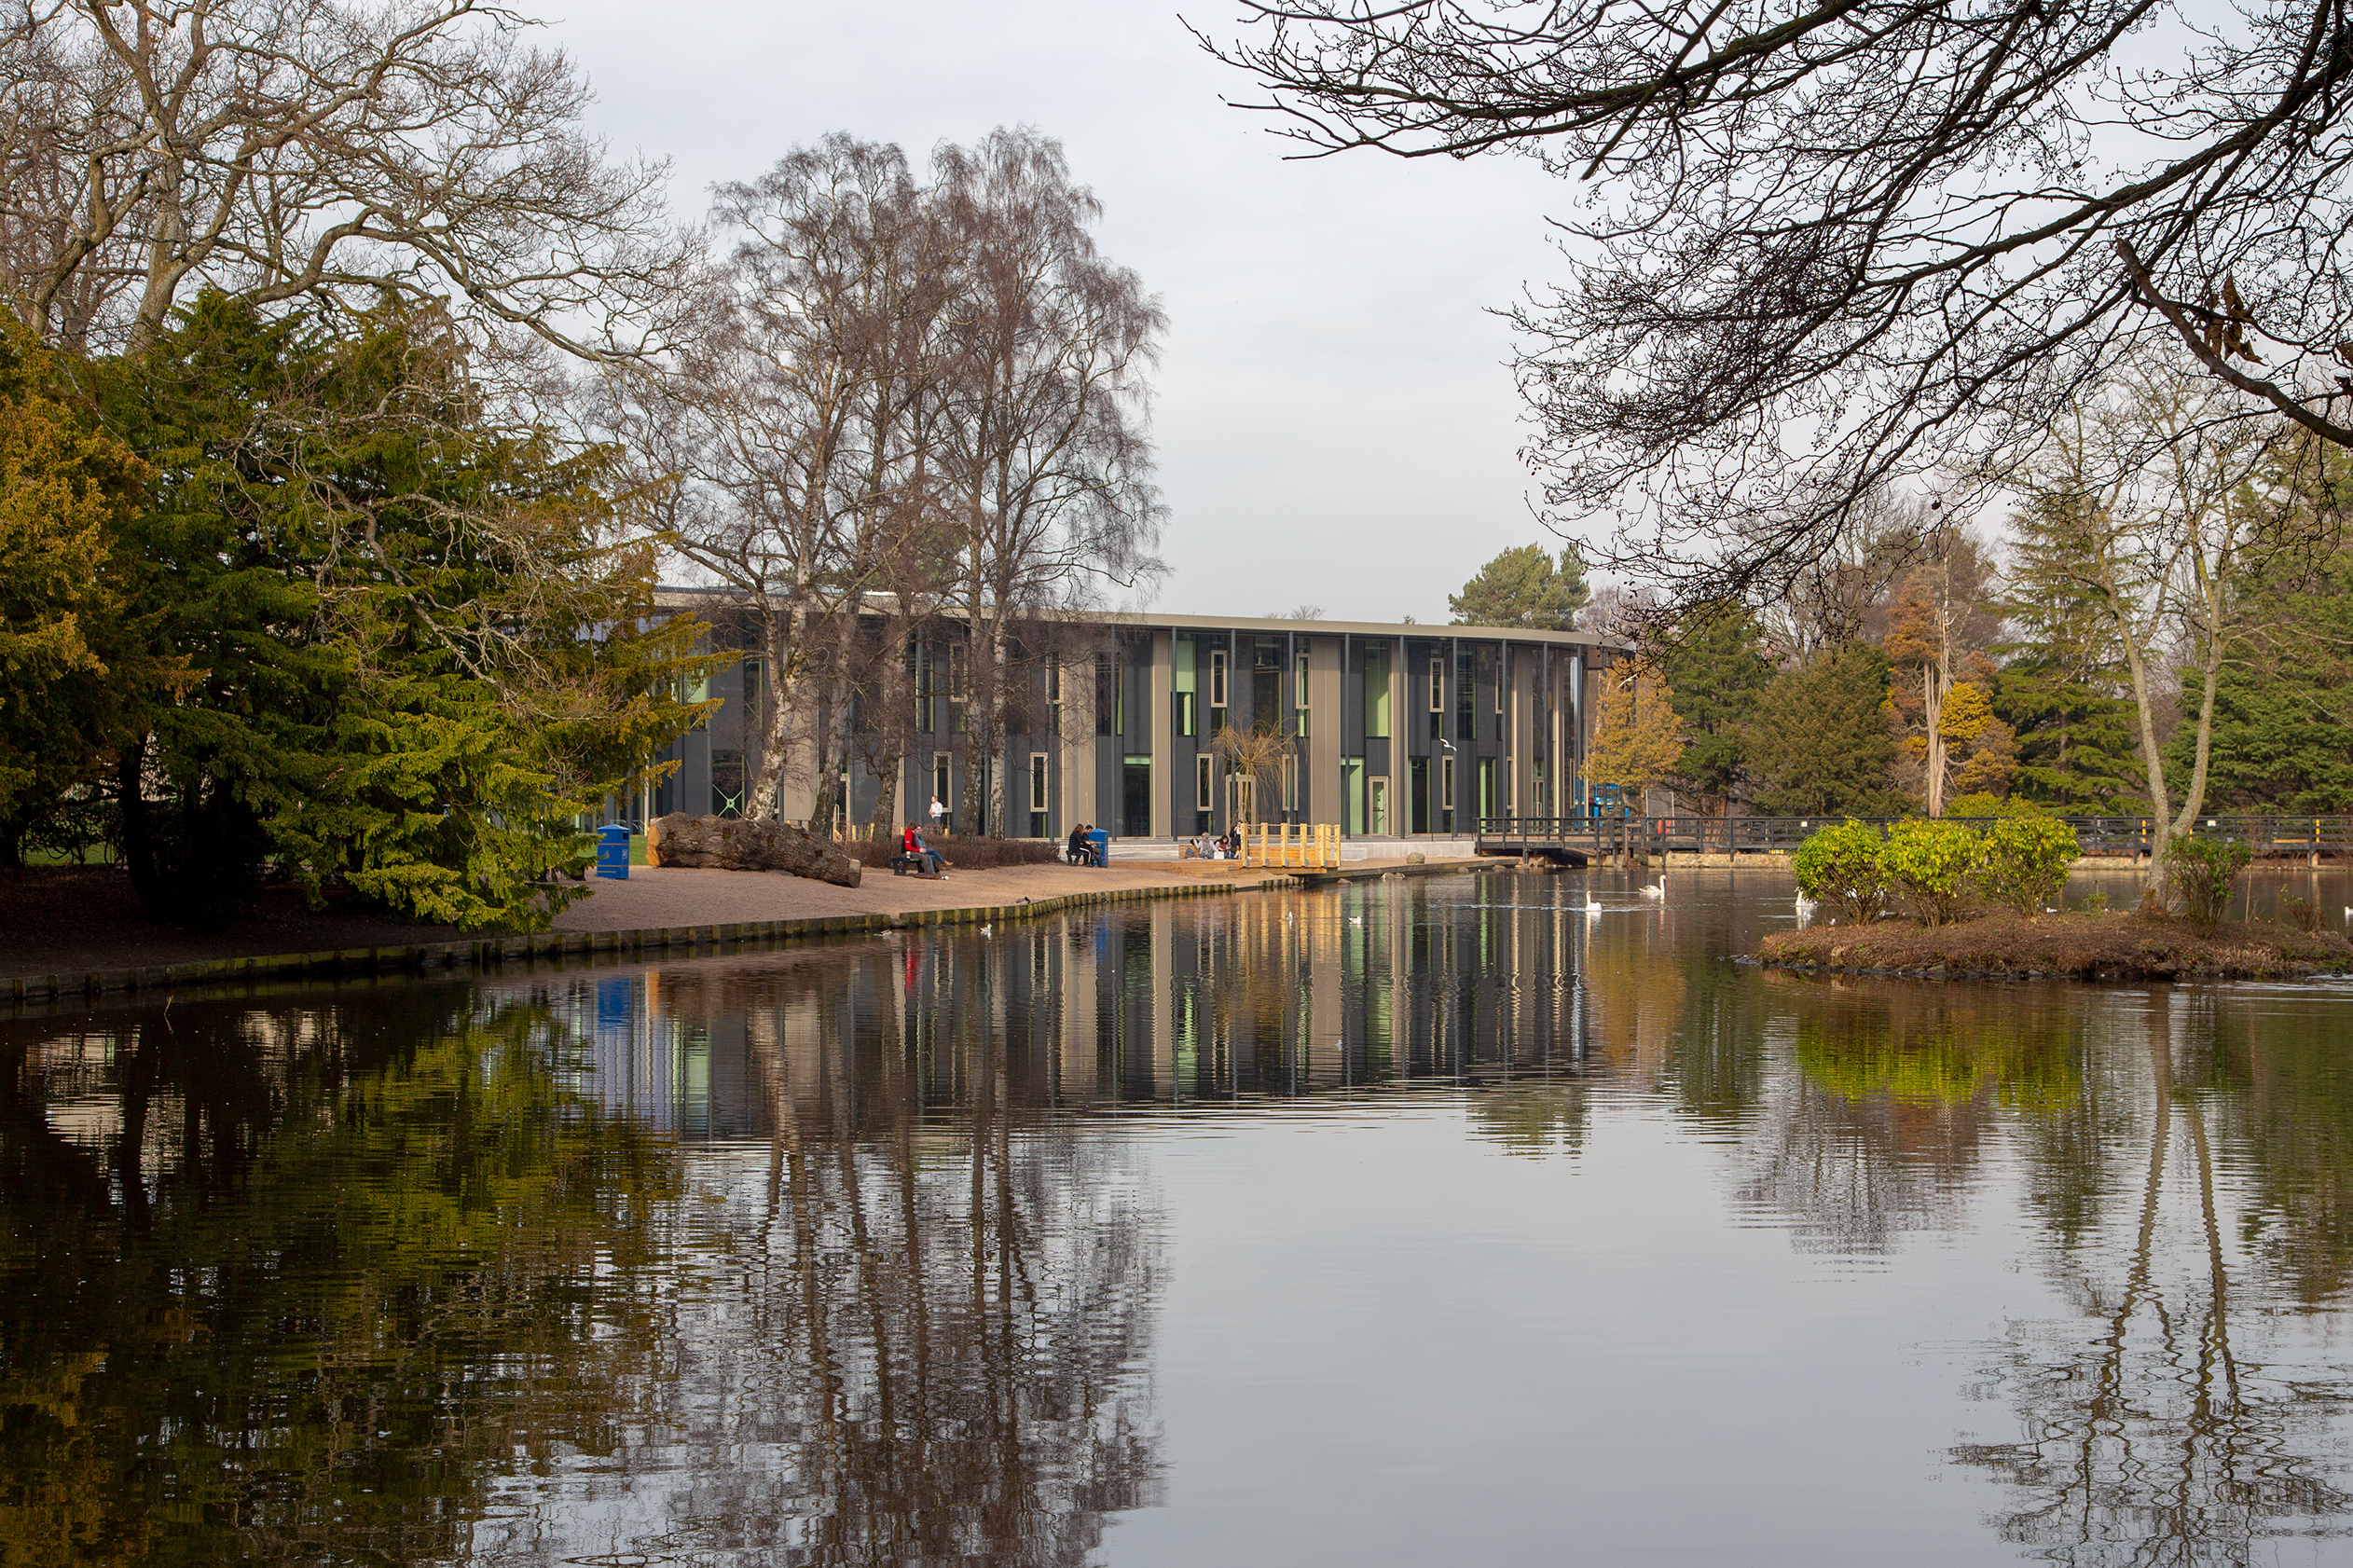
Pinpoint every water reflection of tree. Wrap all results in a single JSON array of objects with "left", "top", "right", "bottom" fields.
[
  {"left": 479, "top": 951, "right": 1165, "bottom": 1566},
  {"left": 1741, "top": 981, "right": 2080, "bottom": 1254},
  {"left": 1950, "top": 999, "right": 2353, "bottom": 1565},
  {"left": 0, "top": 988, "right": 681, "bottom": 1565}
]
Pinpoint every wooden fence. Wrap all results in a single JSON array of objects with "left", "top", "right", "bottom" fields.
[{"left": 1241, "top": 823, "right": 1342, "bottom": 870}]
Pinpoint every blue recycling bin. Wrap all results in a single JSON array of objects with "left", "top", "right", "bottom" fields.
[
  {"left": 597, "top": 822, "right": 631, "bottom": 880},
  {"left": 1085, "top": 829, "right": 1108, "bottom": 866}
]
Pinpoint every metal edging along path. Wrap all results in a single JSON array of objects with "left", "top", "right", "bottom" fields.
[{"left": 1, "top": 876, "right": 1293, "bottom": 1019}]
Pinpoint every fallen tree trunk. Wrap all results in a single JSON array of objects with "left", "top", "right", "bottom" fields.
[{"left": 648, "top": 814, "right": 863, "bottom": 887}]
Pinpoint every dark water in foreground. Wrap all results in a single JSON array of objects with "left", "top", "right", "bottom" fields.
[{"left": 8, "top": 867, "right": 2353, "bottom": 1565}]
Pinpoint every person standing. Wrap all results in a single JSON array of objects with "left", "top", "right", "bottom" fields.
[{"left": 928, "top": 794, "right": 946, "bottom": 837}]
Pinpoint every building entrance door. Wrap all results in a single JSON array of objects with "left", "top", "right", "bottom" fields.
[{"left": 1121, "top": 760, "right": 1150, "bottom": 838}]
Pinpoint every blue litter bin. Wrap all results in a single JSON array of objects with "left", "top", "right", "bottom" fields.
[
  {"left": 1086, "top": 829, "right": 1108, "bottom": 866},
  {"left": 597, "top": 822, "right": 631, "bottom": 880}
]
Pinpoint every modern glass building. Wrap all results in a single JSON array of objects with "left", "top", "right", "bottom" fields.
[{"left": 630, "top": 596, "right": 1630, "bottom": 844}]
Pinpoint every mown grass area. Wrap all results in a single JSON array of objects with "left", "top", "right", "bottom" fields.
[{"left": 1757, "top": 911, "right": 2353, "bottom": 980}]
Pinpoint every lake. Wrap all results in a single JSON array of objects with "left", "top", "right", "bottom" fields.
[{"left": 7, "top": 865, "right": 2353, "bottom": 1565}]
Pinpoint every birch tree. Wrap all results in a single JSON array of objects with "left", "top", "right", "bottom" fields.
[
  {"left": 2014, "top": 358, "right": 2310, "bottom": 885},
  {"left": 934, "top": 128, "right": 1165, "bottom": 836}
]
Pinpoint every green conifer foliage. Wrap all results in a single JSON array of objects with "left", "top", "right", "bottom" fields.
[
  {"left": 1656, "top": 602, "right": 1775, "bottom": 813},
  {"left": 1747, "top": 648, "right": 1907, "bottom": 818},
  {"left": 2169, "top": 569, "right": 2353, "bottom": 812},
  {"left": 0, "top": 316, "right": 154, "bottom": 863},
  {"left": 91, "top": 293, "right": 705, "bottom": 928},
  {"left": 1998, "top": 488, "right": 2142, "bottom": 812},
  {"left": 1448, "top": 543, "right": 1589, "bottom": 629}
]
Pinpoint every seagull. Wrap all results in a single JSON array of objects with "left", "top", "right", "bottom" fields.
[
  {"left": 978, "top": 924, "right": 991, "bottom": 937},
  {"left": 1349, "top": 915, "right": 1363, "bottom": 927}
]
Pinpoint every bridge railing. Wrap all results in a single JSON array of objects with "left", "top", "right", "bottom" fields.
[{"left": 1473, "top": 814, "right": 2353, "bottom": 859}]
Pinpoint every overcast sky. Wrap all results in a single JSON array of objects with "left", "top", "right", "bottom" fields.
[{"left": 552, "top": 0, "right": 1580, "bottom": 624}]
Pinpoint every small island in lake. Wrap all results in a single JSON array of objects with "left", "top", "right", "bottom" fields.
[{"left": 1757, "top": 911, "right": 2353, "bottom": 982}]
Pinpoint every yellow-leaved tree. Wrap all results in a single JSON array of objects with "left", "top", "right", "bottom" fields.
[{"left": 1586, "top": 661, "right": 1686, "bottom": 859}]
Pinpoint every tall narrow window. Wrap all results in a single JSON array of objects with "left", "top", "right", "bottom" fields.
[
  {"left": 1282, "top": 753, "right": 1299, "bottom": 813},
  {"left": 1441, "top": 754, "right": 1455, "bottom": 811},
  {"left": 1428, "top": 657, "right": 1445, "bottom": 711},
  {"left": 1174, "top": 636, "right": 1197, "bottom": 736},
  {"left": 1295, "top": 651, "right": 1310, "bottom": 738},
  {"left": 1047, "top": 660, "right": 1063, "bottom": 736},
  {"left": 1095, "top": 654, "right": 1112, "bottom": 736},
  {"left": 1209, "top": 648, "right": 1229, "bottom": 711},
  {"left": 1197, "top": 752, "right": 1214, "bottom": 812},
  {"left": 1029, "top": 752, "right": 1050, "bottom": 838},
  {"left": 1363, "top": 643, "right": 1390, "bottom": 737}
]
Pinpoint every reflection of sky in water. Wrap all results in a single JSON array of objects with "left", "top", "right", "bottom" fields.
[{"left": 11, "top": 867, "right": 2353, "bottom": 1565}]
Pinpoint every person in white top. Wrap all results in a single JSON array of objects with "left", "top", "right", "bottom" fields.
[{"left": 928, "top": 795, "right": 945, "bottom": 833}]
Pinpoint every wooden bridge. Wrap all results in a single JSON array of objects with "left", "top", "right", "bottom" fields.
[{"left": 1475, "top": 814, "right": 2353, "bottom": 864}]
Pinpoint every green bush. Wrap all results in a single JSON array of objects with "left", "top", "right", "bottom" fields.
[
  {"left": 1973, "top": 816, "right": 2080, "bottom": 915},
  {"left": 1883, "top": 818, "right": 1981, "bottom": 927},
  {"left": 1793, "top": 820, "right": 1890, "bottom": 923},
  {"left": 2164, "top": 833, "right": 2252, "bottom": 935}
]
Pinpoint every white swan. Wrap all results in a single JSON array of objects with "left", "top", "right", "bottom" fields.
[
  {"left": 1638, "top": 876, "right": 1666, "bottom": 901},
  {"left": 1795, "top": 891, "right": 1819, "bottom": 918},
  {"left": 1583, "top": 891, "right": 1604, "bottom": 915}
]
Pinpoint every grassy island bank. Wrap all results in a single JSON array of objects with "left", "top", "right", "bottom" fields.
[{"left": 1756, "top": 913, "right": 2353, "bottom": 982}]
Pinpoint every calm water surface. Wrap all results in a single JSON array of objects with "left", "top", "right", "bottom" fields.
[{"left": 8, "top": 867, "right": 2353, "bottom": 1565}]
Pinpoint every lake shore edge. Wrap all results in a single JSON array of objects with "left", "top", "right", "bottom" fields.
[{"left": 1753, "top": 910, "right": 2353, "bottom": 981}]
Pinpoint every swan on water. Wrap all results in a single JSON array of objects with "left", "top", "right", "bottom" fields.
[{"left": 1638, "top": 877, "right": 1666, "bottom": 901}]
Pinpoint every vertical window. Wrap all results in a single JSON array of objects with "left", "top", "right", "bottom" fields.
[
  {"left": 1363, "top": 643, "right": 1390, "bottom": 738},
  {"left": 1047, "top": 660, "right": 1062, "bottom": 736},
  {"left": 1441, "top": 755, "right": 1455, "bottom": 811},
  {"left": 1295, "top": 651, "right": 1310, "bottom": 738},
  {"left": 1197, "top": 753, "right": 1214, "bottom": 812},
  {"left": 1114, "top": 656, "right": 1126, "bottom": 736},
  {"left": 1030, "top": 752, "right": 1050, "bottom": 837},
  {"left": 1428, "top": 657, "right": 1445, "bottom": 711},
  {"left": 1210, "top": 648, "right": 1229, "bottom": 710},
  {"left": 1282, "top": 753, "right": 1299, "bottom": 813},
  {"left": 1174, "top": 636, "right": 1197, "bottom": 736},
  {"left": 1095, "top": 653, "right": 1112, "bottom": 736},
  {"left": 1457, "top": 648, "right": 1476, "bottom": 742}
]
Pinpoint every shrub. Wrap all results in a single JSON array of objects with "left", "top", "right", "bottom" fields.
[
  {"left": 1883, "top": 817, "right": 1981, "bottom": 927},
  {"left": 1973, "top": 816, "right": 2080, "bottom": 915},
  {"left": 2163, "top": 833, "right": 2253, "bottom": 935},
  {"left": 1793, "top": 820, "right": 1890, "bottom": 923},
  {"left": 849, "top": 833, "right": 1063, "bottom": 871},
  {"left": 2280, "top": 887, "right": 2322, "bottom": 933}
]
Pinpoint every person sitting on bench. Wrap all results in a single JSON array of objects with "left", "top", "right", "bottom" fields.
[
  {"left": 904, "top": 822, "right": 945, "bottom": 877},
  {"left": 1066, "top": 823, "right": 1092, "bottom": 865}
]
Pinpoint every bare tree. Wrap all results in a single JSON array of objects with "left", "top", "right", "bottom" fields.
[
  {"left": 2013, "top": 354, "right": 2316, "bottom": 883},
  {"left": 0, "top": 0, "right": 688, "bottom": 358},
  {"left": 934, "top": 128, "right": 1167, "bottom": 836},
  {"left": 1202, "top": 1, "right": 2353, "bottom": 609},
  {"left": 600, "top": 138, "right": 943, "bottom": 822}
]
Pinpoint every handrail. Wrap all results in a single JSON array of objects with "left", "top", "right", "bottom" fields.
[{"left": 1471, "top": 813, "right": 2353, "bottom": 858}]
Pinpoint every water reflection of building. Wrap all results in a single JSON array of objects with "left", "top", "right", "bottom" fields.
[{"left": 545, "top": 884, "right": 1600, "bottom": 1131}]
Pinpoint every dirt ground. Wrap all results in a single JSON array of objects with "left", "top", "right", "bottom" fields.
[{"left": 0, "top": 867, "right": 464, "bottom": 980}]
